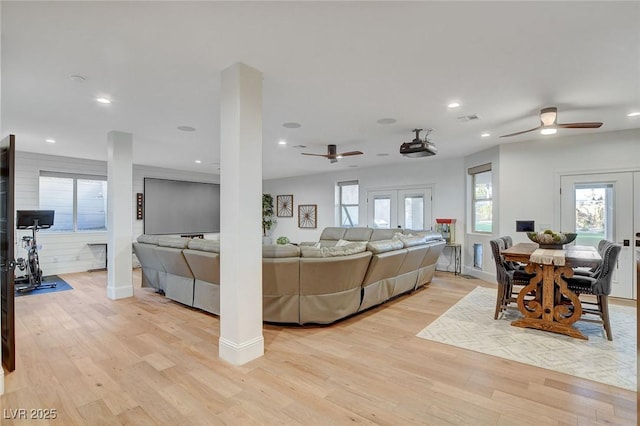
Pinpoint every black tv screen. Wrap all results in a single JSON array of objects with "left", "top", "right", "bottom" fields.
[{"left": 143, "top": 178, "right": 220, "bottom": 235}]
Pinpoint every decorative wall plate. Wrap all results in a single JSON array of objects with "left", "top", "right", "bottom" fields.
[
  {"left": 298, "top": 204, "right": 317, "bottom": 228},
  {"left": 277, "top": 194, "right": 293, "bottom": 217}
]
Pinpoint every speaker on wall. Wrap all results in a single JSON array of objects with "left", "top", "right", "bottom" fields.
[{"left": 136, "top": 193, "right": 144, "bottom": 220}]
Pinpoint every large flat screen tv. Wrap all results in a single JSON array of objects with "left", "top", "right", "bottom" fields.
[{"left": 143, "top": 178, "right": 220, "bottom": 235}]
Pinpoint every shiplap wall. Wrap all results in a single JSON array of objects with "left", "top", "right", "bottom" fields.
[{"left": 15, "top": 151, "right": 219, "bottom": 275}]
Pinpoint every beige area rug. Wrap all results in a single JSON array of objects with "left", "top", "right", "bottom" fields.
[{"left": 416, "top": 286, "right": 637, "bottom": 391}]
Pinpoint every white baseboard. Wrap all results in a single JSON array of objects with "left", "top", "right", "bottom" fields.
[
  {"left": 219, "top": 335, "right": 264, "bottom": 365},
  {"left": 462, "top": 266, "right": 496, "bottom": 284},
  {"left": 106, "top": 285, "right": 134, "bottom": 300},
  {"left": 0, "top": 367, "right": 4, "bottom": 395}
]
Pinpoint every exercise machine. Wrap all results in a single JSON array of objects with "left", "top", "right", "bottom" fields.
[{"left": 14, "top": 210, "right": 55, "bottom": 292}]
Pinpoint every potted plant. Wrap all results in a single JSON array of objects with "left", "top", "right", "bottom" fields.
[{"left": 262, "top": 193, "right": 277, "bottom": 243}]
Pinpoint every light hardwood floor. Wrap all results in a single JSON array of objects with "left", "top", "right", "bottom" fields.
[{"left": 1, "top": 271, "right": 636, "bottom": 425}]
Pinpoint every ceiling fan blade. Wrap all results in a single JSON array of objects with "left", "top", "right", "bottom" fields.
[
  {"left": 557, "top": 122, "right": 603, "bottom": 129},
  {"left": 338, "top": 151, "right": 363, "bottom": 157},
  {"left": 301, "top": 153, "right": 329, "bottom": 157},
  {"left": 499, "top": 126, "right": 541, "bottom": 138}
]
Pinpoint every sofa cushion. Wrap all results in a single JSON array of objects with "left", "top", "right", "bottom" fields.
[
  {"left": 370, "top": 229, "right": 403, "bottom": 241},
  {"left": 300, "top": 242, "right": 367, "bottom": 258},
  {"left": 187, "top": 238, "right": 221, "bottom": 253},
  {"left": 335, "top": 239, "right": 353, "bottom": 247},
  {"left": 343, "top": 227, "right": 373, "bottom": 241},
  {"left": 137, "top": 234, "right": 160, "bottom": 245},
  {"left": 394, "top": 233, "right": 428, "bottom": 248},
  {"left": 366, "top": 239, "right": 404, "bottom": 254},
  {"left": 262, "top": 244, "right": 301, "bottom": 258},
  {"left": 319, "top": 227, "right": 347, "bottom": 241},
  {"left": 158, "top": 236, "right": 191, "bottom": 249}
]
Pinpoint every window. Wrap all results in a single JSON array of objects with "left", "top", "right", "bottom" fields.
[
  {"left": 39, "top": 172, "right": 108, "bottom": 232},
  {"left": 469, "top": 163, "right": 492, "bottom": 233},
  {"left": 338, "top": 180, "right": 359, "bottom": 227}
]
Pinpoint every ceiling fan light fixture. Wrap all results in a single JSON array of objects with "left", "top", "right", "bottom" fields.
[
  {"left": 540, "top": 127, "right": 557, "bottom": 135},
  {"left": 540, "top": 107, "right": 557, "bottom": 126}
]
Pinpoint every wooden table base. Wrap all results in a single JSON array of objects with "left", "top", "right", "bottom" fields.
[
  {"left": 511, "top": 262, "right": 587, "bottom": 340},
  {"left": 511, "top": 318, "right": 587, "bottom": 340}
]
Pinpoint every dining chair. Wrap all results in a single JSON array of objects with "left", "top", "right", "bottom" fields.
[
  {"left": 490, "top": 237, "right": 535, "bottom": 320},
  {"left": 572, "top": 239, "right": 610, "bottom": 278},
  {"left": 565, "top": 242, "right": 621, "bottom": 340}
]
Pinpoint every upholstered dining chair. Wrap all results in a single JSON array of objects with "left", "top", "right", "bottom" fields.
[
  {"left": 565, "top": 242, "right": 621, "bottom": 341},
  {"left": 490, "top": 237, "right": 535, "bottom": 320},
  {"left": 572, "top": 239, "right": 610, "bottom": 278}
]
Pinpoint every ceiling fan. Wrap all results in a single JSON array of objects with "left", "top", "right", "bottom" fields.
[
  {"left": 302, "top": 144, "right": 363, "bottom": 163},
  {"left": 500, "top": 107, "right": 603, "bottom": 138}
]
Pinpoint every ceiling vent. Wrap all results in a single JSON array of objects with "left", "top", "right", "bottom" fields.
[{"left": 456, "top": 114, "right": 480, "bottom": 122}]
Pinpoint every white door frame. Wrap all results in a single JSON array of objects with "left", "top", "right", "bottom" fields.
[
  {"left": 558, "top": 170, "right": 636, "bottom": 299},
  {"left": 366, "top": 184, "right": 434, "bottom": 230}
]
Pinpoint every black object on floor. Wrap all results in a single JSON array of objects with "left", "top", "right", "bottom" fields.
[{"left": 15, "top": 275, "right": 73, "bottom": 296}]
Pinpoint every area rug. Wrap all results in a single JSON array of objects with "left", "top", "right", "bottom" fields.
[
  {"left": 416, "top": 286, "right": 637, "bottom": 391},
  {"left": 15, "top": 275, "right": 73, "bottom": 297}
]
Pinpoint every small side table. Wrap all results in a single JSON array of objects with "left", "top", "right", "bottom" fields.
[
  {"left": 87, "top": 243, "right": 107, "bottom": 272},
  {"left": 437, "top": 243, "right": 461, "bottom": 275}
]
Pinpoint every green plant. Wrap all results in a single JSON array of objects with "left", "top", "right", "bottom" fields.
[
  {"left": 262, "top": 193, "right": 277, "bottom": 236},
  {"left": 276, "top": 236, "right": 289, "bottom": 245}
]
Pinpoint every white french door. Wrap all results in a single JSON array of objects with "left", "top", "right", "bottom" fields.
[
  {"left": 560, "top": 172, "right": 637, "bottom": 299},
  {"left": 367, "top": 187, "right": 432, "bottom": 230}
]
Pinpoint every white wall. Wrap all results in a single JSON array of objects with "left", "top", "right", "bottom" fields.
[
  {"left": 263, "top": 157, "right": 466, "bottom": 257},
  {"left": 15, "top": 151, "right": 219, "bottom": 275},
  {"left": 462, "top": 128, "right": 640, "bottom": 282},
  {"left": 499, "top": 129, "right": 640, "bottom": 241}
]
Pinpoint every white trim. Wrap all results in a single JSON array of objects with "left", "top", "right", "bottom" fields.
[
  {"left": 219, "top": 336, "right": 264, "bottom": 365},
  {"left": 462, "top": 266, "right": 495, "bottom": 283},
  {"left": 0, "top": 367, "right": 4, "bottom": 395},
  {"left": 106, "top": 285, "right": 134, "bottom": 300}
]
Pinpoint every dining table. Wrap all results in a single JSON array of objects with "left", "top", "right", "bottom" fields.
[{"left": 501, "top": 242, "right": 602, "bottom": 340}]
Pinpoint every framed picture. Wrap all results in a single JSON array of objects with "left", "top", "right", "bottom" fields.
[
  {"left": 277, "top": 194, "right": 293, "bottom": 217},
  {"left": 298, "top": 204, "right": 317, "bottom": 228}
]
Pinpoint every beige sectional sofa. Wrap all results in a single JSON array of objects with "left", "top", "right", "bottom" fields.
[{"left": 132, "top": 227, "right": 445, "bottom": 324}]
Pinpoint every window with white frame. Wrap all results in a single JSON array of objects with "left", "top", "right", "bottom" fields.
[
  {"left": 469, "top": 163, "right": 492, "bottom": 233},
  {"left": 338, "top": 180, "right": 359, "bottom": 227},
  {"left": 39, "top": 172, "right": 108, "bottom": 232}
]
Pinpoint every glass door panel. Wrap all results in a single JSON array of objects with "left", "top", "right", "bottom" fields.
[{"left": 373, "top": 197, "right": 392, "bottom": 229}]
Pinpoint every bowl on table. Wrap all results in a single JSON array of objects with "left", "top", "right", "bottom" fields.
[{"left": 526, "top": 231, "right": 577, "bottom": 249}]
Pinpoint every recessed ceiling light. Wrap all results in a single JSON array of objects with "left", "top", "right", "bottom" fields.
[
  {"left": 377, "top": 118, "right": 397, "bottom": 125},
  {"left": 96, "top": 97, "right": 111, "bottom": 104},
  {"left": 627, "top": 112, "right": 640, "bottom": 117},
  {"left": 177, "top": 126, "right": 196, "bottom": 132},
  {"left": 45, "top": 138, "right": 56, "bottom": 144},
  {"left": 540, "top": 128, "right": 557, "bottom": 135},
  {"left": 69, "top": 74, "right": 86, "bottom": 83},
  {"left": 481, "top": 133, "right": 491, "bottom": 138},
  {"left": 278, "top": 140, "right": 287, "bottom": 145},
  {"left": 194, "top": 160, "right": 202, "bottom": 164},
  {"left": 376, "top": 153, "right": 389, "bottom": 157},
  {"left": 447, "top": 102, "right": 460, "bottom": 109},
  {"left": 282, "top": 122, "right": 301, "bottom": 129}
]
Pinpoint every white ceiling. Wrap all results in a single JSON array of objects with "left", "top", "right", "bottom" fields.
[{"left": 2, "top": 2, "right": 639, "bottom": 180}]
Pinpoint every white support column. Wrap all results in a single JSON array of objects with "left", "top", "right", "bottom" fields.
[
  {"left": 107, "top": 131, "right": 134, "bottom": 300},
  {"left": 219, "top": 63, "right": 264, "bottom": 365}
]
